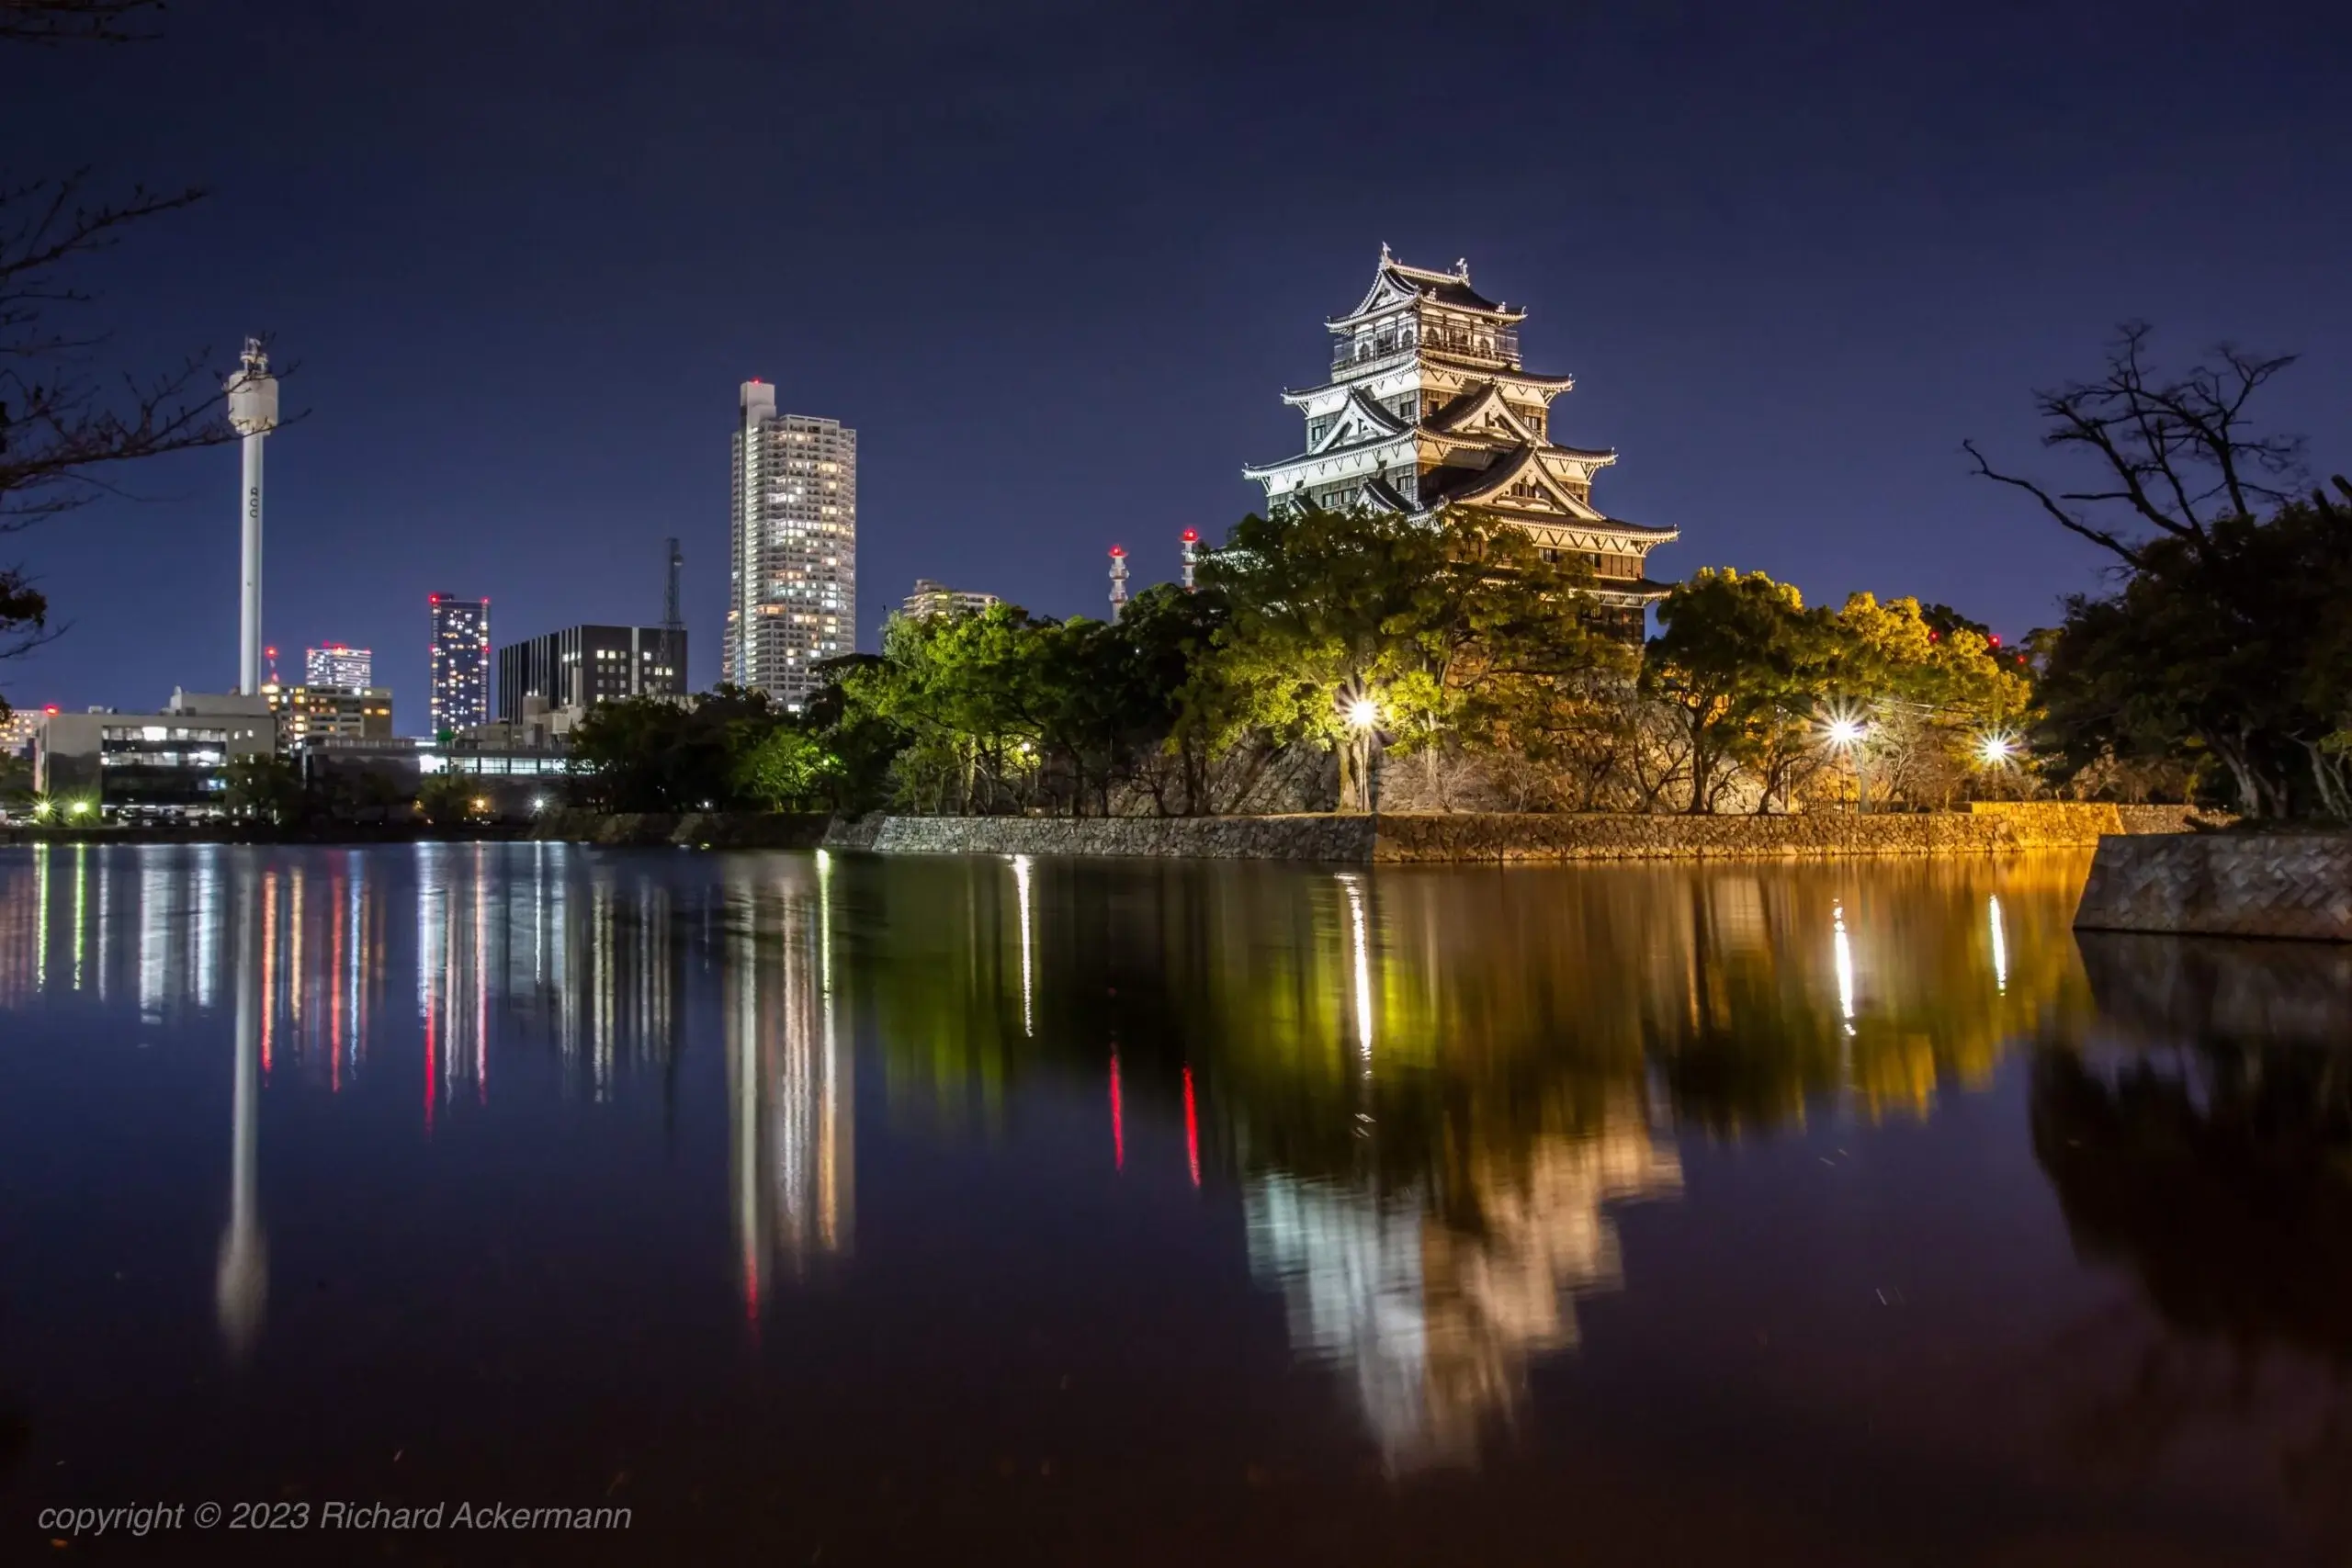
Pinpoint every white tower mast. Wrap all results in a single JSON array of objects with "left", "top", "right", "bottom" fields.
[
  {"left": 225, "top": 338, "right": 279, "bottom": 694},
  {"left": 1108, "top": 545, "right": 1129, "bottom": 619}
]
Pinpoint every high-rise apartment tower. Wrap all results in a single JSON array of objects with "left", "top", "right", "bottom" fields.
[
  {"left": 728, "top": 381, "right": 855, "bottom": 712},
  {"left": 304, "top": 645, "right": 373, "bottom": 689},
  {"left": 427, "top": 594, "right": 490, "bottom": 736}
]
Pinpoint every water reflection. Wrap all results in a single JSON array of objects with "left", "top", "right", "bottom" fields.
[
  {"left": 217, "top": 876, "right": 265, "bottom": 1359},
  {"left": 725, "top": 857, "right": 854, "bottom": 1318},
  {"left": 0, "top": 850, "right": 2115, "bottom": 1463},
  {"left": 854, "top": 852, "right": 2094, "bottom": 1465},
  {"left": 1247, "top": 1106, "right": 1681, "bottom": 1471},
  {"left": 2031, "top": 933, "right": 2352, "bottom": 1548}
]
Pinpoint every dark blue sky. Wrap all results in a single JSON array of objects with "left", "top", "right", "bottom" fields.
[{"left": 5, "top": 0, "right": 2346, "bottom": 728}]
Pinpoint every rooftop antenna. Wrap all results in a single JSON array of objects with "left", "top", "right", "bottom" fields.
[
  {"left": 662, "top": 536, "right": 684, "bottom": 690},
  {"left": 1108, "top": 546, "right": 1129, "bottom": 620}
]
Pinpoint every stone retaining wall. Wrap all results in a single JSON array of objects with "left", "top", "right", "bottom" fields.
[
  {"left": 530, "top": 809, "right": 831, "bottom": 849},
  {"left": 1965, "top": 800, "right": 2217, "bottom": 837},
  {"left": 827, "top": 802, "right": 2198, "bottom": 863},
  {"left": 2075, "top": 832, "right": 2352, "bottom": 942},
  {"left": 1377, "top": 808, "right": 2092, "bottom": 863},
  {"left": 518, "top": 801, "right": 2213, "bottom": 863},
  {"left": 841, "top": 813, "right": 1376, "bottom": 862}
]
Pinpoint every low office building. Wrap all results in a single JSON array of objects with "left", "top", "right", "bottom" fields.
[
  {"left": 298, "top": 731, "right": 572, "bottom": 818},
  {"left": 902, "top": 580, "right": 1001, "bottom": 620},
  {"left": 497, "top": 624, "right": 687, "bottom": 722},
  {"left": 34, "top": 691, "right": 276, "bottom": 813},
  {"left": 263, "top": 683, "right": 394, "bottom": 743}
]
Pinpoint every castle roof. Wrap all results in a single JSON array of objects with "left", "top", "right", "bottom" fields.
[{"left": 1331, "top": 249, "right": 1526, "bottom": 326}]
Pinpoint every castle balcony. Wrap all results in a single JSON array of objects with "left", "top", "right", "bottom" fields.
[{"left": 1333, "top": 325, "right": 1520, "bottom": 372}]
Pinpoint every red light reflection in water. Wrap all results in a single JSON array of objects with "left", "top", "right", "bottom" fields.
[
  {"left": 1110, "top": 1051, "right": 1124, "bottom": 1171},
  {"left": 424, "top": 1008, "right": 435, "bottom": 1137},
  {"left": 1183, "top": 1066, "right": 1201, "bottom": 1187}
]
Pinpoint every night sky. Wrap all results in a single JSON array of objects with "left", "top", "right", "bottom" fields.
[{"left": 5, "top": 0, "right": 2346, "bottom": 728}]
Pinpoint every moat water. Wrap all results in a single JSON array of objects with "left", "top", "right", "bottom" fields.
[{"left": 2, "top": 843, "right": 2347, "bottom": 1565}]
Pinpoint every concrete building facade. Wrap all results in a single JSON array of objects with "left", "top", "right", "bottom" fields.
[
  {"left": 728, "top": 381, "right": 855, "bottom": 712},
  {"left": 902, "top": 581, "right": 1001, "bottom": 620},
  {"left": 428, "top": 594, "right": 491, "bottom": 736}
]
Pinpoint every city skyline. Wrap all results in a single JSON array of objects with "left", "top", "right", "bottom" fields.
[{"left": 0, "top": 3, "right": 2344, "bottom": 723}]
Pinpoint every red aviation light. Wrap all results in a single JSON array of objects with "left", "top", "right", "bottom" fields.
[
  {"left": 1181, "top": 528, "right": 1199, "bottom": 543},
  {"left": 43, "top": 705, "right": 59, "bottom": 716},
  {"left": 1108, "top": 546, "right": 1126, "bottom": 558},
  {"left": 1987, "top": 635, "right": 2002, "bottom": 649}
]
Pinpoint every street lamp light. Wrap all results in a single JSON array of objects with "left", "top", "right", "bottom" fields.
[
  {"left": 1976, "top": 732, "right": 2017, "bottom": 766},
  {"left": 1819, "top": 705, "right": 1871, "bottom": 815},
  {"left": 1346, "top": 696, "right": 1381, "bottom": 732}
]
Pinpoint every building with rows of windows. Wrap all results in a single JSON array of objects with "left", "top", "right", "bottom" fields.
[
  {"left": 1243, "top": 249, "right": 1677, "bottom": 610},
  {"left": 728, "top": 381, "right": 855, "bottom": 713}
]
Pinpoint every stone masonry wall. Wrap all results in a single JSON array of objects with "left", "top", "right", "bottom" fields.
[
  {"left": 823, "top": 801, "right": 2197, "bottom": 864},
  {"left": 524, "top": 800, "right": 2207, "bottom": 863},
  {"left": 839, "top": 814, "right": 1377, "bottom": 862},
  {"left": 531, "top": 809, "right": 831, "bottom": 849},
  {"left": 2075, "top": 832, "right": 2352, "bottom": 942}
]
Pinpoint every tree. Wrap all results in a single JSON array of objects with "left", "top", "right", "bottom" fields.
[
  {"left": 1966, "top": 326, "right": 2352, "bottom": 818},
  {"left": 1830, "top": 592, "right": 2034, "bottom": 809},
  {"left": 1203, "top": 503, "right": 1442, "bottom": 811},
  {"left": 569, "top": 687, "right": 783, "bottom": 813},
  {"left": 731, "top": 726, "right": 840, "bottom": 812},
  {"left": 1645, "top": 570, "right": 1849, "bottom": 813},
  {"left": 1965, "top": 322, "right": 2302, "bottom": 570},
  {"left": 222, "top": 753, "right": 303, "bottom": 825},
  {"left": 1202, "top": 502, "right": 1623, "bottom": 812},
  {"left": 2036, "top": 488, "right": 2352, "bottom": 817},
  {"left": 3, "top": 1, "right": 237, "bottom": 670},
  {"left": 416, "top": 771, "right": 484, "bottom": 825}
]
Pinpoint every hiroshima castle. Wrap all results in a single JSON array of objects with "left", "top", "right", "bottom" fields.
[{"left": 1244, "top": 249, "right": 1676, "bottom": 604}]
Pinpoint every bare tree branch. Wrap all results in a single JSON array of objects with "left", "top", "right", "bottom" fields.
[
  {"left": 1964, "top": 438, "right": 2149, "bottom": 568},
  {"left": 1969, "top": 324, "right": 2305, "bottom": 568},
  {"left": 0, "top": 0, "right": 251, "bottom": 667}
]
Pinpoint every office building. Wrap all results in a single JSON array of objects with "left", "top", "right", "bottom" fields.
[
  {"left": 428, "top": 594, "right": 490, "bottom": 736},
  {"left": 902, "top": 580, "right": 1000, "bottom": 620},
  {"left": 728, "top": 382, "right": 855, "bottom": 712},
  {"left": 304, "top": 645, "right": 373, "bottom": 688},
  {"left": 497, "top": 624, "right": 687, "bottom": 722},
  {"left": 34, "top": 690, "right": 276, "bottom": 813},
  {"left": 1, "top": 706, "right": 43, "bottom": 759},
  {"left": 265, "top": 683, "right": 394, "bottom": 743}
]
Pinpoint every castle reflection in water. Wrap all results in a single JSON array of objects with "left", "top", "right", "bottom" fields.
[{"left": 0, "top": 843, "right": 2090, "bottom": 1470}]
